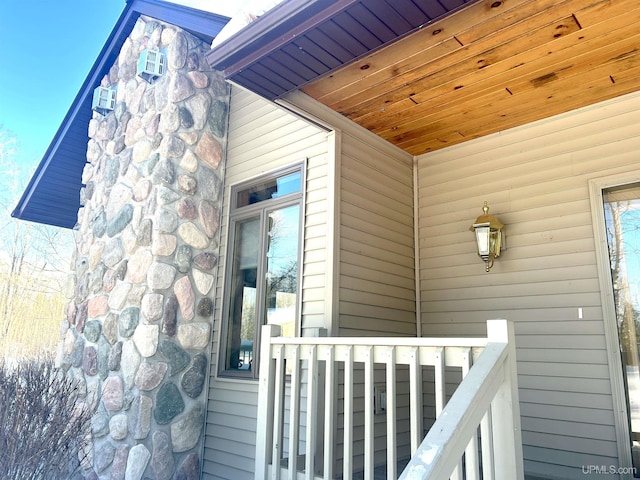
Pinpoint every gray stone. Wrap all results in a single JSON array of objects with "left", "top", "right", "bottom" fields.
[
  {"left": 82, "top": 346, "right": 98, "bottom": 376},
  {"left": 111, "top": 445, "right": 129, "bottom": 480},
  {"left": 93, "top": 210, "right": 107, "bottom": 238},
  {"left": 168, "top": 31, "right": 188, "bottom": 70},
  {"left": 154, "top": 382, "right": 184, "bottom": 425},
  {"left": 102, "top": 375, "right": 123, "bottom": 411},
  {"left": 198, "top": 166, "right": 222, "bottom": 201},
  {"left": 121, "top": 340, "right": 141, "bottom": 389},
  {"left": 182, "top": 353, "right": 207, "bottom": 398},
  {"left": 103, "top": 238, "right": 124, "bottom": 268},
  {"left": 141, "top": 152, "right": 159, "bottom": 176},
  {"left": 177, "top": 175, "right": 197, "bottom": 195},
  {"left": 196, "top": 297, "right": 213, "bottom": 317},
  {"left": 109, "top": 281, "right": 132, "bottom": 311},
  {"left": 160, "top": 135, "right": 185, "bottom": 159},
  {"left": 174, "top": 244, "right": 192, "bottom": 273},
  {"left": 84, "top": 320, "right": 101, "bottom": 343},
  {"left": 147, "top": 262, "right": 177, "bottom": 290},
  {"left": 109, "top": 413, "right": 128, "bottom": 440},
  {"left": 151, "top": 431, "right": 175, "bottom": 480},
  {"left": 119, "top": 307, "right": 140, "bottom": 337},
  {"left": 152, "top": 158, "right": 176, "bottom": 185},
  {"left": 130, "top": 395, "right": 153, "bottom": 440},
  {"left": 70, "top": 336, "right": 85, "bottom": 367},
  {"left": 109, "top": 341, "right": 123, "bottom": 371},
  {"left": 184, "top": 92, "right": 210, "bottom": 130},
  {"left": 94, "top": 441, "right": 116, "bottom": 473},
  {"left": 193, "top": 251, "right": 217, "bottom": 271},
  {"left": 159, "top": 103, "right": 179, "bottom": 133},
  {"left": 134, "top": 361, "right": 168, "bottom": 391},
  {"left": 156, "top": 185, "right": 180, "bottom": 205},
  {"left": 107, "top": 204, "right": 134, "bottom": 237},
  {"left": 105, "top": 157, "right": 120, "bottom": 187},
  {"left": 158, "top": 339, "right": 190, "bottom": 376},
  {"left": 141, "top": 293, "right": 164, "bottom": 323},
  {"left": 137, "top": 218, "right": 153, "bottom": 246},
  {"left": 103, "top": 313, "right": 118, "bottom": 344},
  {"left": 155, "top": 208, "right": 178, "bottom": 233},
  {"left": 75, "top": 301, "right": 88, "bottom": 333},
  {"left": 169, "top": 72, "right": 196, "bottom": 103},
  {"left": 177, "top": 323, "right": 210, "bottom": 350},
  {"left": 209, "top": 100, "right": 228, "bottom": 137},
  {"left": 91, "top": 407, "right": 110, "bottom": 437},
  {"left": 97, "top": 336, "right": 111, "bottom": 380},
  {"left": 89, "top": 262, "right": 107, "bottom": 293},
  {"left": 178, "top": 106, "right": 194, "bottom": 129},
  {"left": 198, "top": 200, "right": 219, "bottom": 238},
  {"left": 125, "top": 444, "right": 151, "bottom": 480},
  {"left": 133, "top": 324, "right": 159, "bottom": 357},
  {"left": 176, "top": 453, "right": 199, "bottom": 480},
  {"left": 170, "top": 404, "right": 203, "bottom": 452},
  {"left": 162, "top": 295, "right": 178, "bottom": 336}
]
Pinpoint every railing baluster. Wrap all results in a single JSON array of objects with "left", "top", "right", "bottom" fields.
[
  {"left": 462, "top": 348, "right": 479, "bottom": 480},
  {"left": 480, "top": 409, "right": 495, "bottom": 480},
  {"left": 364, "top": 346, "right": 374, "bottom": 480},
  {"left": 409, "top": 346, "right": 423, "bottom": 455},
  {"left": 256, "top": 325, "right": 280, "bottom": 479},
  {"left": 323, "top": 346, "right": 335, "bottom": 479},
  {"left": 305, "top": 345, "right": 318, "bottom": 480},
  {"left": 386, "top": 346, "right": 397, "bottom": 479},
  {"left": 272, "top": 344, "right": 285, "bottom": 480},
  {"left": 343, "top": 346, "right": 354, "bottom": 480},
  {"left": 287, "top": 345, "right": 301, "bottom": 480}
]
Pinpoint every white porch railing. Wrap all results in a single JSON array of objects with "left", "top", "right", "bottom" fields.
[{"left": 255, "top": 319, "right": 523, "bottom": 480}]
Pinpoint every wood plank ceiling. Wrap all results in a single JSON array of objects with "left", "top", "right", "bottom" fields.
[{"left": 300, "top": 0, "right": 640, "bottom": 155}]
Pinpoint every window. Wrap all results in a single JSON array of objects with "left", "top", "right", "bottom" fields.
[{"left": 220, "top": 165, "right": 304, "bottom": 378}]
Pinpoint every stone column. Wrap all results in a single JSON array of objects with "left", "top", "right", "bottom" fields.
[{"left": 57, "top": 16, "right": 229, "bottom": 480}]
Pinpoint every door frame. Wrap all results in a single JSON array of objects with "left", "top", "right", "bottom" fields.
[{"left": 589, "top": 171, "right": 640, "bottom": 476}]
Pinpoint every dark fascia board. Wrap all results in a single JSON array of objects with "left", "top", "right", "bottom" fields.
[
  {"left": 206, "top": 0, "right": 358, "bottom": 76},
  {"left": 12, "top": 0, "right": 230, "bottom": 228}
]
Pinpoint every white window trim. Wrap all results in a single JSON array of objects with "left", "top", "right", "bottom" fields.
[{"left": 589, "top": 171, "right": 640, "bottom": 474}]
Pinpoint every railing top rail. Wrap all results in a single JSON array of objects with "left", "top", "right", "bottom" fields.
[{"left": 267, "top": 336, "right": 490, "bottom": 348}]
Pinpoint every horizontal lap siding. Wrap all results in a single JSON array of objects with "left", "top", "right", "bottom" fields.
[
  {"left": 417, "top": 90, "right": 640, "bottom": 480},
  {"left": 339, "top": 133, "right": 416, "bottom": 336},
  {"left": 203, "top": 87, "right": 330, "bottom": 479}
]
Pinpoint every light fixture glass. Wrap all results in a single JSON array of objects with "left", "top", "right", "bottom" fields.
[
  {"left": 470, "top": 201, "right": 504, "bottom": 272},
  {"left": 137, "top": 49, "right": 167, "bottom": 83},
  {"left": 91, "top": 86, "right": 117, "bottom": 115}
]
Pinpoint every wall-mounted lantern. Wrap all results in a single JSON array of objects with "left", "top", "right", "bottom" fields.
[
  {"left": 91, "top": 86, "right": 117, "bottom": 115},
  {"left": 470, "top": 201, "right": 504, "bottom": 272},
  {"left": 137, "top": 49, "right": 166, "bottom": 83}
]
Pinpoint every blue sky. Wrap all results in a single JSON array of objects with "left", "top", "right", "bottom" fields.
[
  {"left": 0, "top": 0, "right": 243, "bottom": 175},
  {"left": 0, "top": 1, "right": 126, "bottom": 166}
]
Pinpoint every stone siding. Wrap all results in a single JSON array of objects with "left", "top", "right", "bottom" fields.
[{"left": 57, "top": 16, "right": 229, "bottom": 480}]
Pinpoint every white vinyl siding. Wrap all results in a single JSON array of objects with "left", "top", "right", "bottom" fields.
[
  {"left": 203, "top": 86, "right": 330, "bottom": 479},
  {"left": 416, "top": 90, "right": 640, "bottom": 480},
  {"left": 338, "top": 131, "right": 416, "bottom": 337}
]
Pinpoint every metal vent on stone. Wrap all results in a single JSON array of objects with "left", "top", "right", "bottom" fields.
[
  {"left": 91, "top": 86, "right": 117, "bottom": 115},
  {"left": 137, "top": 49, "right": 167, "bottom": 83}
]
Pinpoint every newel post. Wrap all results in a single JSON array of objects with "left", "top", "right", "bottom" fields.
[
  {"left": 255, "top": 324, "right": 281, "bottom": 479},
  {"left": 486, "top": 319, "right": 524, "bottom": 480}
]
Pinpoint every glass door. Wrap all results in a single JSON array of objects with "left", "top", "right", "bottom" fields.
[{"left": 603, "top": 183, "right": 640, "bottom": 475}]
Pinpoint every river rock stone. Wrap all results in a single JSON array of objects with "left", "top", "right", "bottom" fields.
[
  {"left": 135, "top": 361, "right": 168, "bottom": 391},
  {"left": 94, "top": 441, "right": 116, "bottom": 473},
  {"left": 109, "top": 413, "right": 128, "bottom": 440},
  {"left": 109, "top": 282, "right": 132, "bottom": 311},
  {"left": 170, "top": 404, "right": 203, "bottom": 452},
  {"left": 107, "top": 204, "right": 134, "bottom": 237},
  {"left": 119, "top": 307, "right": 140, "bottom": 337},
  {"left": 193, "top": 251, "right": 217, "bottom": 270},
  {"left": 177, "top": 323, "right": 210, "bottom": 350},
  {"left": 83, "top": 346, "right": 98, "bottom": 376},
  {"left": 121, "top": 340, "right": 141, "bottom": 389},
  {"left": 174, "top": 276, "right": 195, "bottom": 321},
  {"left": 91, "top": 406, "right": 110, "bottom": 437},
  {"left": 111, "top": 445, "right": 129, "bottom": 480},
  {"left": 174, "top": 244, "right": 192, "bottom": 273},
  {"left": 109, "top": 341, "right": 123, "bottom": 371},
  {"left": 148, "top": 262, "right": 177, "bottom": 290},
  {"left": 130, "top": 394, "right": 153, "bottom": 440},
  {"left": 125, "top": 444, "right": 151, "bottom": 480},
  {"left": 128, "top": 249, "right": 153, "bottom": 283},
  {"left": 141, "top": 293, "right": 164, "bottom": 323},
  {"left": 152, "top": 233, "right": 177, "bottom": 256},
  {"left": 158, "top": 339, "right": 190, "bottom": 376},
  {"left": 154, "top": 382, "right": 184, "bottom": 424},
  {"left": 155, "top": 209, "right": 179, "bottom": 233},
  {"left": 195, "top": 130, "right": 223, "bottom": 170},
  {"left": 162, "top": 295, "right": 178, "bottom": 336},
  {"left": 84, "top": 320, "right": 102, "bottom": 343},
  {"left": 182, "top": 353, "right": 207, "bottom": 398},
  {"left": 177, "top": 198, "right": 197, "bottom": 219},
  {"left": 103, "top": 313, "right": 118, "bottom": 344},
  {"left": 178, "top": 222, "right": 208, "bottom": 249},
  {"left": 103, "top": 238, "right": 124, "bottom": 268},
  {"left": 102, "top": 376, "right": 124, "bottom": 411},
  {"left": 177, "top": 174, "right": 197, "bottom": 195},
  {"left": 196, "top": 297, "right": 213, "bottom": 317},
  {"left": 137, "top": 218, "right": 152, "bottom": 246},
  {"left": 198, "top": 200, "right": 219, "bottom": 238},
  {"left": 133, "top": 324, "right": 159, "bottom": 357},
  {"left": 156, "top": 185, "right": 181, "bottom": 205},
  {"left": 176, "top": 453, "right": 199, "bottom": 480},
  {"left": 151, "top": 431, "right": 175, "bottom": 480},
  {"left": 192, "top": 268, "right": 213, "bottom": 295}
]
